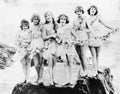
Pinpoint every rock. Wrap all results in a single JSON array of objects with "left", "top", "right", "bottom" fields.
[
  {"left": 12, "top": 82, "right": 85, "bottom": 94},
  {"left": 0, "top": 43, "right": 16, "bottom": 69},
  {"left": 12, "top": 77, "right": 108, "bottom": 94}
]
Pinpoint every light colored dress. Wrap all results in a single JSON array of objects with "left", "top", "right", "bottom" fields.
[
  {"left": 15, "top": 29, "right": 32, "bottom": 60},
  {"left": 73, "top": 17, "right": 89, "bottom": 46},
  {"left": 30, "top": 24, "right": 44, "bottom": 58},
  {"left": 54, "top": 24, "right": 80, "bottom": 85},
  {"left": 56, "top": 25, "right": 80, "bottom": 63},
  {"left": 56, "top": 25, "right": 71, "bottom": 61},
  {"left": 42, "top": 24, "right": 57, "bottom": 60},
  {"left": 88, "top": 15, "right": 104, "bottom": 47}
]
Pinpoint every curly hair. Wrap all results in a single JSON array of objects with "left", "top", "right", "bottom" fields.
[
  {"left": 44, "top": 11, "right": 53, "bottom": 19},
  {"left": 87, "top": 5, "right": 98, "bottom": 15},
  {"left": 44, "top": 11, "right": 57, "bottom": 33},
  {"left": 31, "top": 14, "right": 40, "bottom": 22},
  {"left": 57, "top": 14, "right": 69, "bottom": 24},
  {"left": 20, "top": 19, "right": 29, "bottom": 30},
  {"left": 74, "top": 6, "right": 84, "bottom": 14}
]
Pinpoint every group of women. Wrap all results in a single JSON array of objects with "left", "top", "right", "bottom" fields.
[{"left": 15, "top": 5, "right": 117, "bottom": 87}]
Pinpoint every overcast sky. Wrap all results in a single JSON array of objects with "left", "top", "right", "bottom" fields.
[{"left": 0, "top": 0, "right": 120, "bottom": 46}]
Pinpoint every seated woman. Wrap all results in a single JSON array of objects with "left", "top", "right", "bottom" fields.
[
  {"left": 42, "top": 11, "right": 57, "bottom": 86},
  {"left": 15, "top": 19, "right": 32, "bottom": 83},
  {"left": 30, "top": 14, "right": 44, "bottom": 84}
]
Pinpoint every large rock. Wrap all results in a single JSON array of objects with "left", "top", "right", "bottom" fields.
[
  {"left": 12, "top": 77, "right": 107, "bottom": 94},
  {"left": 0, "top": 43, "right": 16, "bottom": 69}
]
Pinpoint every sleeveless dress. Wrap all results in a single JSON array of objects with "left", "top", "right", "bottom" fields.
[
  {"left": 42, "top": 24, "right": 57, "bottom": 60},
  {"left": 16, "top": 29, "right": 32, "bottom": 60},
  {"left": 54, "top": 25, "right": 80, "bottom": 85},
  {"left": 30, "top": 24, "right": 44, "bottom": 58},
  {"left": 88, "top": 15, "right": 104, "bottom": 47},
  {"left": 56, "top": 25, "right": 74, "bottom": 61},
  {"left": 73, "top": 17, "right": 89, "bottom": 46}
]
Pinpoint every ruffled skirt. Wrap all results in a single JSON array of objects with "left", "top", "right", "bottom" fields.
[
  {"left": 75, "top": 30, "right": 88, "bottom": 46},
  {"left": 29, "top": 38, "right": 44, "bottom": 59},
  {"left": 88, "top": 32, "right": 103, "bottom": 47}
]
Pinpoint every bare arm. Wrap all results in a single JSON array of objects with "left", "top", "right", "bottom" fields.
[
  {"left": 42, "top": 25, "right": 50, "bottom": 40},
  {"left": 70, "top": 28, "right": 77, "bottom": 40},
  {"left": 99, "top": 16, "right": 114, "bottom": 30},
  {"left": 15, "top": 31, "right": 21, "bottom": 47},
  {"left": 86, "top": 19, "right": 94, "bottom": 33}
]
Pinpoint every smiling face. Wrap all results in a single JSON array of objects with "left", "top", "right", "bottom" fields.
[
  {"left": 33, "top": 17, "right": 40, "bottom": 25},
  {"left": 76, "top": 10, "right": 83, "bottom": 17},
  {"left": 45, "top": 13, "right": 53, "bottom": 22},
  {"left": 60, "top": 15, "right": 66, "bottom": 26},
  {"left": 90, "top": 7, "right": 97, "bottom": 15},
  {"left": 22, "top": 23, "right": 29, "bottom": 30}
]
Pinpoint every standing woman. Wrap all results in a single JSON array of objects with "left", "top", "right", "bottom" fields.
[
  {"left": 73, "top": 6, "right": 90, "bottom": 76},
  {"left": 42, "top": 11, "right": 57, "bottom": 85},
  {"left": 55, "top": 14, "right": 80, "bottom": 86},
  {"left": 30, "top": 14, "right": 44, "bottom": 83},
  {"left": 15, "top": 19, "right": 32, "bottom": 83},
  {"left": 87, "top": 5, "right": 114, "bottom": 76}
]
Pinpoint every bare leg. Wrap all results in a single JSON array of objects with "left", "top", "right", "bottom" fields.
[
  {"left": 26, "top": 56, "right": 30, "bottom": 83},
  {"left": 75, "top": 44, "right": 88, "bottom": 76},
  {"left": 80, "top": 46, "right": 88, "bottom": 70},
  {"left": 21, "top": 55, "right": 30, "bottom": 83},
  {"left": 21, "top": 57, "right": 27, "bottom": 83},
  {"left": 33, "top": 53, "right": 40, "bottom": 83},
  {"left": 39, "top": 54, "right": 44, "bottom": 83},
  {"left": 96, "top": 47, "right": 101, "bottom": 70},
  {"left": 68, "top": 55, "right": 73, "bottom": 84},
  {"left": 47, "top": 55, "right": 54, "bottom": 85},
  {"left": 89, "top": 46, "right": 97, "bottom": 76}
]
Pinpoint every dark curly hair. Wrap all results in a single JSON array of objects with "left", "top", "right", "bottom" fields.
[
  {"left": 20, "top": 19, "right": 29, "bottom": 30},
  {"left": 57, "top": 14, "right": 69, "bottom": 24},
  {"left": 74, "top": 6, "right": 84, "bottom": 14},
  {"left": 87, "top": 5, "right": 98, "bottom": 15},
  {"left": 31, "top": 14, "right": 40, "bottom": 23}
]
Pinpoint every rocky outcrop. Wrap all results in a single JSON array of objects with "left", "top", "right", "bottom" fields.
[
  {"left": 12, "top": 68, "right": 114, "bottom": 94},
  {"left": 11, "top": 77, "right": 107, "bottom": 94},
  {"left": 0, "top": 43, "right": 16, "bottom": 69}
]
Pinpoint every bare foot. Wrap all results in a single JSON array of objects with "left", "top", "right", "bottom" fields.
[
  {"left": 88, "top": 68, "right": 97, "bottom": 77},
  {"left": 38, "top": 79, "right": 43, "bottom": 83},
  {"left": 81, "top": 70, "right": 88, "bottom": 77},
  {"left": 30, "top": 80, "right": 39, "bottom": 85},
  {"left": 49, "top": 80, "right": 54, "bottom": 85},
  {"left": 43, "top": 82, "right": 51, "bottom": 86}
]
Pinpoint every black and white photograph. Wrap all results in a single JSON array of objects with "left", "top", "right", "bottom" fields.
[{"left": 0, "top": 0, "right": 120, "bottom": 94}]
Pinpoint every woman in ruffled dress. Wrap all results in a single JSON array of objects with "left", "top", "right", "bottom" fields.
[
  {"left": 55, "top": 14, "right": 80, "bottom": 86},
  {"left": 87, "top": 5, "right": 115, "bottom": 76},
  {"left": 15, "top": 19, "right": 32, "bottom": 83},
  {"left": 73, "top": 6, "right": 92, "bottom": 76},
  {"left": 42, "top": 11, "right": 57, "bottom": 85},
  {"left": 30, "top": 14, "right": 44, "bottom": 83}
]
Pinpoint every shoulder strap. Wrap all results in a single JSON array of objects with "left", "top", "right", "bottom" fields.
[{"left": 90, "top": 15, "right": 99, "bottom": 25}]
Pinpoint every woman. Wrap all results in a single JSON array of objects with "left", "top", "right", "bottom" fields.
[
  {"left": 87, "top": 5, "right": 115, "bottom": 76},
  {"left": 55, "top": 14, "right": 80, "bottom": 86},
  {"left": 42, "top": 11, "right": 57, "bottom": 85},
  {"left": 73, "top": 6, "right": 91, "bottom": 76},
  {"left": 30, "top": 14, "right": 44, "bottom": 84},
  {"left": 15, "top": 19, "right": 32, "bottom": 83}
]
